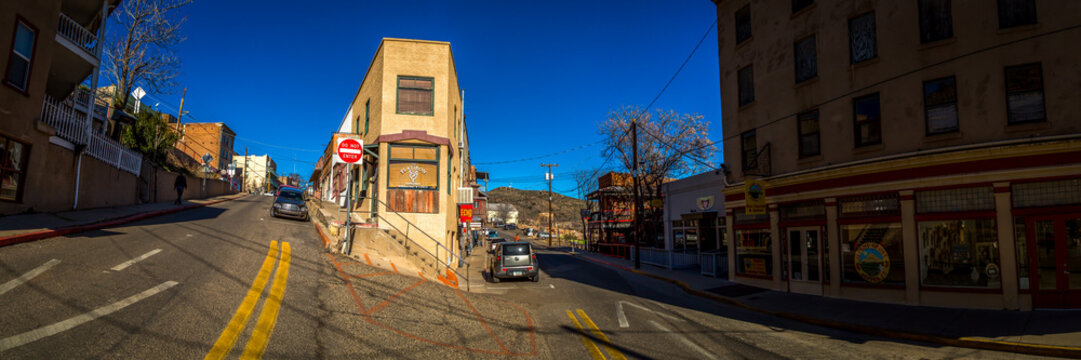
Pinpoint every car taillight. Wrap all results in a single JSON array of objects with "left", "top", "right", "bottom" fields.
[
  {"left": 527, "top": 267, "right": 533, "bottom": 270},
  {"left": 501, "top": 268, "right": 507, "bottom": 272},
  {"left": 531, "top": 254, "right": 536, "bottom": 260},
  {"left": 496, "top": 256, "right": 501, "bottom": 262}
]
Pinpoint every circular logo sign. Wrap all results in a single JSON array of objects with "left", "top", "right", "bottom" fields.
[
  {"left": 748, "top": 184, "right": 764, "bottom": 200},
  {"left": 854, "top": 242, "right": 890, "bottom": 284},
  {"left": 337, "top": 138, "right": 362, "bottom": 163}
]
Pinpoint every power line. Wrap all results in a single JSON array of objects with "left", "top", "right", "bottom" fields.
[{"left": 473, "top": 140, "right": 603, "bottom": 165}]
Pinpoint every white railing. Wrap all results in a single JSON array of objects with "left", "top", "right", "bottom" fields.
[
  {"left": 56, "top": 13, "right": 99, "bottom": 57},
  {"left": 71, "top": 87, "right": 109, "bottom": 119},
  {"left": 86, "top": 132, "right": 142, "bottom": 175},
  {"left": 41, "top": 94, "right": 90, "bottom": 145}
]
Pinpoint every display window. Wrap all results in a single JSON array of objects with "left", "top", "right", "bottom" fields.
[
  {"left": 841, "top": 223, "right": 905, "bottom": 286},
  {"left": 735, "top": 229, "right": 772, "bottom": 278},
  {"left": 918, "top": 219, "right": 1001, "bottom": 289}
]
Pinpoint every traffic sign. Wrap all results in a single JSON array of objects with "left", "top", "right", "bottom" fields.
[{"left": 335, "top": 137, "right": 363, "bottom": 164}]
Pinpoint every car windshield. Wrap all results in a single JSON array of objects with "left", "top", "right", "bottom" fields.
[
  {"left": 278, "top": 191, "right": 303, "bottom": 201},
  {"left": 502, "top": 244, "right": 530, "bottom": 255}
]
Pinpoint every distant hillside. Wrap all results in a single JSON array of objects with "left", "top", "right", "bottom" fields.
[{"left": 488, "top": 187, "right": 586, "bottom": 229}]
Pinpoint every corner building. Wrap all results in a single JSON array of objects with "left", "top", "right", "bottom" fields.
[{"left": 713, "top": 0, "right": 1081, "bottom": 309}]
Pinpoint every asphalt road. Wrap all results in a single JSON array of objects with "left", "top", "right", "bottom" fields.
[{"left": 0, "top": 198, "right": 1050, "bottom": 359}]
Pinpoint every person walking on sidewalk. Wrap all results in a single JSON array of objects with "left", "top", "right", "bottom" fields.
[{"left": 174, "top": 174, "right": 187, "bottom": 205}]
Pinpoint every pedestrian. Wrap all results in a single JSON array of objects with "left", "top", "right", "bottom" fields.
[
  {"left": 174, "top": 173, "right": 187, "bottom": 205},
  {"left": 515, "top": 234, "right": 519, "bottom": 242}
]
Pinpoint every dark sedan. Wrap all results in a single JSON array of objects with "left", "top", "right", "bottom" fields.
[{"left": 271, "top": 189, "right": 308, "bottom": 221}]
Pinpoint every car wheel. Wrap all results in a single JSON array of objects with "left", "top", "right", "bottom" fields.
[
  {"left": 492, "top": 275, "right": 500, "bottom": 283},
  {"left": 532, "top": 275, "right": 539, "bottom": 282}
]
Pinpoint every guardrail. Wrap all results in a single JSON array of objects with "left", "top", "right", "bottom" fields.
[
  {"left": 57, "top": 13, "right": 99, "bottom": 57},
  {"left": 41, "top": 94, "right": 90, "bottom": 145},
  {"left": 86, "top": 132, "right": 142, "bottom": 175}
]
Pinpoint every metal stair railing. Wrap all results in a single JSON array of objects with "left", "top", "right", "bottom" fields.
[{"left": 353, "top": 196, "right": 470, "bottom": 290}]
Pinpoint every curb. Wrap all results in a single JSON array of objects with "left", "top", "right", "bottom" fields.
[
  {"left": 0, "top": 193, "right": 249, "bottom": 248},
  {"left": 552, "top": 246, "right": 1081, "bottom": 359}
]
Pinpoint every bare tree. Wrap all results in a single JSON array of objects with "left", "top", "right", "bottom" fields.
[
  {"left": 600, "top": 105, "right": 717, "bottom": 247},
  {"left": 104, "top": 0, "right": 191, "bottom": 111}
]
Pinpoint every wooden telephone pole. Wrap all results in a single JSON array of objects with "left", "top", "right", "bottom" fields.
[
  {"left": 631, "top": 118, "right": 641, "bottom": 270},
  {"left": 541, "top": 163, "right": 558, "bottom": 247}
]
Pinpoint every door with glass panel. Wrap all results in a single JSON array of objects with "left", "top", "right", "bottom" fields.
[
  {"left": 1028, "top": 215, "right": 1081, "bottom": 308},
  {"left": 787, "top": 227, "right": 823, "bottom": 295}
]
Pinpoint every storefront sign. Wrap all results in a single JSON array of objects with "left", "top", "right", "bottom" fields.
[
  {"left": 698, "top": 196, "right": 714, "bottom": 211},
  {"left": 459, "top": 204, "right": 473, "bottom": 223},
  {"left": 745, "top": 179, "right": 767, "bottom": 215},
  {"left": 855, "top": 242, "right": 890, "bottom": 283},
  {"left": 744, "top": 258, "right": 767, "bottom": 276},
  {"left": 388, "top": 163, "right": 438, "bottom": 189}
]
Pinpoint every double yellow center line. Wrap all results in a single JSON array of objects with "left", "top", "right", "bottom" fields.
[
  {"left": 206, "top": 241, "right": 292, "bottom": 360},
  {"left": 567, "top": 309, "right": 626, "bottom": 360}
]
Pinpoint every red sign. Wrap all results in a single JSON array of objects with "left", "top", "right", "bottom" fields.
[
  {"left": 458, "top": 204, "right": 473, "bottom": 223},
  {"left": 336, "top": 138, "right": 363, "bottom": 164}
]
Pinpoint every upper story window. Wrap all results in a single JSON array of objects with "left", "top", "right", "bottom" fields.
[
  {"left": 1004, "top": 63, "right": 1046, "bottom": 124},
  {"left": 923, "top": 76, "right": 959, "bottom": 134},
  {"left": 918, "top": 0, "right": 953, "bottom": 43},
  {"left": 5, "top": 18, "right": 36, "bottom": 93},
  {"left": 735, "top": 5, "right": 752, "bottom": 44},
  {"left": 741, "top": 130, "right": 757, "bottom": 171},
  {"left": 848, "top": 12, "right": 877, "bottom": 64},
  {"left": 396, "top": 76, "right": 434, "bottom": 115},
  {"left": 998, "top": 0, "right": 1037, "bottom": 28},
  {"left": 792, "top": 0, "right": 813, "bottom": 13},
  {"left": 798, "top": 109, "right": 820, "bottom": 158},
  {"left": 794, "top": 35, "right": 817, "bottom": 83},
  {"left": 853, "top": 93, "right": 882, "bottom": 147},
  {"left": 364, "top": 100, "right": 370, "bottom": 134},
  {"left": 737, "top": 65, "right": 755, "bottom": 107}
]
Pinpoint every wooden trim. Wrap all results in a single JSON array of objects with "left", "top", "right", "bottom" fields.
[
  {"left": 919, "top": 286, "right": 1004, "bottom": 294},
  {"left": 837, "top": 215, "right": 901, "bottom": 225},
  {"left": 914, "top": 210, "right": 996, "bottom": 221},
  {"left": 1012, "top": 205, "right": 1081, "bottom": 216},
  {"left": 839, "top": 281, "right": 905, "bottom": 290},
  {"left": 777, "top": 219, "right": 826, "bottom": 227}
]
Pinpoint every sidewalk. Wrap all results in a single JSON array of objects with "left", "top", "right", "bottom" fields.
[
  {"left": 536, "top": 242, "right": 1081, "bottom": 358},
  {"left": 0, "top": 193, "right": 247, "bottom": 247}
]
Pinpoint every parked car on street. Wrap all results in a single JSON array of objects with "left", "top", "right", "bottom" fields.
[
  {"left": 524, "top": 228, "right": 537, "bottom": 237},
  {"left": 504, "top": 224, "right": 517, "bottom": 230},
  {"left": 488, "top": 237, "right": 506, "bottom": 253},
  {"left": 271, "top": 189, "right": 308, "bottom": 221},
  {"left": 489, "top": 242, "right": 539, "bottom": 282}
]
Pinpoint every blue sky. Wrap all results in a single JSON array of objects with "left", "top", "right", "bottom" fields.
[{"left": 138, "top": 0, "right": 722, "bottom": 196}]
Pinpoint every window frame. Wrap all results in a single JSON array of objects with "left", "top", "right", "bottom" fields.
[
  {"left": 4, "top": 16, "right": 38, "bottom": 95},
  {"left": 918, "top": 0, "right": 954, "bottom": 44},
  {"left": 395, "top": 75, "right": 435, "bottom": 116},
  {"left": 735, "top": 4, "right": 752, "bottom": 44},
  {"left": 740, "top": 130, "right": 757, "bottom": 171},
  {"left": 0, "top": 134, "right": 31, "bottom": 203},
  {"left": 848, "top": 11, "right": 877, "bottom": 64},
  {"left": 1004, "top": 63, "right": 1046, "bottom": 125},
  {"left": 852, "top": 93, "right": 882, "bottom": 147},
  {"left": 997, "top": 0, "right": 1037, "bottom": 29},
  {"left": 793, "top": 35, "right": 818, "bottom": 84},
  {"left": 737, "top": 65, "right": 755, "bottom": 107},
  {"left": 364, "top": 99, "right": 370, "bottom": 134},
  {"left": 797, "top": 109, "right": 820, "bottom": 158},
  {"left": 386, "top": 144, "right": 440, "bottom": 191},
  {"left": 923, "top": 76, "right": 959, "bottom": 135}
]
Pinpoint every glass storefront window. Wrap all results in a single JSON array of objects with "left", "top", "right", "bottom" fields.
[
  {"left": 841, "top": 223, "right": 904, "bottom": 285},
  {"left": 1015, "top": 217, "right": 1029, "bottom": 290},
  {"left": 736, "top": 229, "right": 772, "bottom": 278},
  {"left": 918, "top": 219, "right": 1001, "bottom": 288}
]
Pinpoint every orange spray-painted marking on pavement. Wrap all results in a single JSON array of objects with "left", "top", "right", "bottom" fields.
[
  {"left": 365, "top": 279, "right": 426, "bottom": 315},
  {"left": 364, "top": 253, "right": 373, "bottom": 266}
]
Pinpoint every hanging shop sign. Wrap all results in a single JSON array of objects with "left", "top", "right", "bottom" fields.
[
  {"left": 745, "top": 179, "right": 767, "bottom": 215},
  {"left": 855, "top": 242, "right": 890, "bottom": 283},
  {"left": 698, "top": 195, "right": 714, "bottom": 211},
  {"left": 459, "top": 204, "right": 473, "bottom": 223}
]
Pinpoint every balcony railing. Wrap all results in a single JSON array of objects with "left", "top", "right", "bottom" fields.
[
  {"left": 56, "top": 13, "right": 100, "bottom": 58},
  {"left": 71, "top": 87, "right": 109, "bottom": 120},
  {"left": 41, "top": 94, "right": 90, "bottom": 145},
  {"left": 86, "top": 132, "right": 142, "bottom": 175}
]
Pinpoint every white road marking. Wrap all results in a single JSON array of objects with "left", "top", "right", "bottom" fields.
[
  {"left": 615, "top": 300, "right": 685, "bottom": 328},
  {"left": 549, "top": 284, "right": 555, "bottom": 288},
  {"left": 0, "top": 259, "right": 61, "bottom": 296},
  {"left": 649, "top": 320, "right": 719, "bottom": 360},
  {"left": 617, "top": 302, "right": 629, "bottom": 328},
  {"left": 110, "top": 249, "right": 162, "bottom": 271},
  {"left": 0, "top": 281, "right": 178, "bottom": 352}
]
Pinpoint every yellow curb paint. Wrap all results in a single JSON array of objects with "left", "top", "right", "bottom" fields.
[
  {"left": 240, "top": 242, "right": 291, "bottom": 360},
  {"left": 205, "top": 241, "right": 279, "bottom": 360},
  {"left": 566, "top": 310, "right": 605, "bottom": 360},
  {"left": 576, "top": 309, "right": 627, "bottom": 360}
]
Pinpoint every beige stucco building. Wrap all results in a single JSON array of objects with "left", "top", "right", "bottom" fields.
[
  {"left": 330, "top": 38, "right": 473, "bottom": 274},
  {"left": 713, "top": 0, "right": 1081, "bottom": 309}
]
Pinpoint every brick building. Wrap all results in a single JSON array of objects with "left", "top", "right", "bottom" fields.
[{"left": 175, "top": 122, "right": 235, "bottom": 175}]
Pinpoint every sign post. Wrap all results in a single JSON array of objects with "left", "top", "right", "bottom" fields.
[{"left": 334, "top": 135, "right": 363, "bottom": 255}]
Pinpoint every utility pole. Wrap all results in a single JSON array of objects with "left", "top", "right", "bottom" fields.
[
  {"left": 541, "top": 163, "right": 558, "bottom": 247},
  {"left": 631, "top": 118, "right": 642, "bottom": 270},
  {"left": 175, "top": 88, "right": 187, "bottom": 131},
  {"left": 243, "top": 147, "right": 248, "bottom": 193}
]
